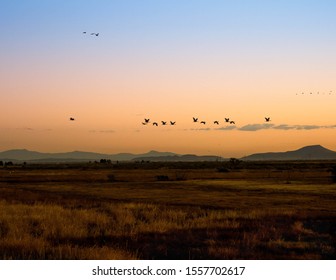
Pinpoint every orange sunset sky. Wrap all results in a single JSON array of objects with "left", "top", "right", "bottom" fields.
[{"left": 1, "top": 0, "right": 336, "bottom": 157}]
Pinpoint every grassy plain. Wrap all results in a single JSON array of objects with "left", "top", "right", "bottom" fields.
[{"left": 0, "top": 161, "right": 335, "bottom": 259}]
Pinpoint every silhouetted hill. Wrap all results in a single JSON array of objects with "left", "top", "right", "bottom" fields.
[
  {"left": 0, "top": 149, "right": 110, "bottom": 161},
  {"left": 0, "top": 149, "right": 177, "bottom": 162},
  {"left": 2, "top": 145, "right": 335, "bottom": 163},
  {"left": 114, "top": 151, "right": 177, "bottom": 161},
  {"left": 133, "top": 154, "right": 226, "bottom": 162},
  {"left": 0, "top": 149, "right": 46, "bottom": 161},
  {"left": 241, "top": 145, "right": 336, "bottom": 161}
]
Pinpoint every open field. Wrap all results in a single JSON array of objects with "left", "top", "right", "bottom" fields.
[{"left": 0, "top": 161, "right": 336, "bottom": 259}]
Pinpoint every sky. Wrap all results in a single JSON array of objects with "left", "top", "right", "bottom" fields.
[{"left": 1, "top": 0, "right": 336, "bottom": 157}]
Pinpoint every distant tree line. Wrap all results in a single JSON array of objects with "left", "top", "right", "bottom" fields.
[
  {"left": 0, "top": 161, "right": 14, "bottom": 167},
  {"left": 0, "top": 161, "right": 28, "bottom": 168},
  {"left": 98, "top": 159, "right": 112, "bottom": 164}
]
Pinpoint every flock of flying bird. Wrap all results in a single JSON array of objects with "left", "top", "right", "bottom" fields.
[
  {"left": 296, "top": 91, "right": 334, "bottom": 95},
  {"left": 76, "top": 30, "right": 331, "bottom": 124},
  {"left": 141, "top": 117, "right": 271, "bottom": 127},
  {"left": 75, "top": 31, "right": 332, "bottom": 126},
  {"left": 83, "top": 31, "right": 99, "bottom": 36},
  {"left": 69, "top": 117, "right": 272, "bottom": 125}
]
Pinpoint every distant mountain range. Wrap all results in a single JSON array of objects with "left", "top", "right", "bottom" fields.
[
  {"left": 134, "top": 154, "right": 224, "bottom": 162},
  {"left": 0, "top": 145, "right": 336, "bottom": 162},
  {"left": 0, "top": 149, "right": 177, "bottom": 162}
]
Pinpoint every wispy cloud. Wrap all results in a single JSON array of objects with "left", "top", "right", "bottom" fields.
[
  {"left": 135, "top": 123, "right": 336, "bottom": 133},
  {"left": 273, "top": 124, "right": 336, "bottom": 130},
  {"left": 238, "top": 124, "right": 274, "bottom": 131},
  {"left": 272, "top": 124, "right": 294, "bottom": 130},
  {"left": 190, "top": 128, "right": 211, "bottom": 131},
  {"left": 215, "top": 126, "right": 237, "bottom": 131},
  {"left": 238, "top": 123, "right": 336, "bottom": 131}
]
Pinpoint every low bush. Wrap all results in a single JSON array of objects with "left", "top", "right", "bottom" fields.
[
  {"left": 156, "top": 175, "right": 169, "bottom": 181},
  {"left": 217, "top": 167, "right": 230, "bottom": 173}
]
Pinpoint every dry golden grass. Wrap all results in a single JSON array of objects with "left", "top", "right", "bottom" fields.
[
  {"left": 0, "top": 161, "right": 335, "bottom": 259},
  {"left": 0, "top": 201, "right": 137, "bottom": 259}
]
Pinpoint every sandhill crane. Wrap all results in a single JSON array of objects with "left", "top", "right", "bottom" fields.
[
  {"left": 214, "top": 121, "right": 219, "bottom": 125},
  {"left": 153, "top": 122, "right": 158, "bottom": 126},
  {"left": 161, "top": 121, "right": 167, "bottom": 125},
  {"left": 144, "top": 118, "right": 150, "bottom": 123},
  {"left": 229, "top": 121, "right": 235, "bottom": 124},
  {"left": 193, "top": 117, "right": 198, "bottom": 122},
  {"left": 265, "top": 117, "right": 271, "bottom": 122},
  {"left": 170, "top": 121, "right": 176, "bottom": 125},
  {"left": 69, "top": 117, "right": 75, "bottom": 121},
  {"left": 225, "top": 118, "right": 230, "bottom": 123},
  {"left": 200, "top": 121, "right": 206, "bottom": 125}
]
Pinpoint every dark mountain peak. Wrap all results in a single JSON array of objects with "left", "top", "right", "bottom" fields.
[
  {"left": 144, "top": 150, "right": 177, "bottom": 156},
  {"left": 1, "top": 149, "right": 41, "bottom": 155},
  {"left": 5, "top": 148, "right": 30, "bottom": 153},
  {"left": 69, "top": 151, "right": 98, "bottom": 155},
  {"left": 296, "top": 145, "right": 331, "bottom": 152},
  {"left": 242, "top": 145, "right": 336, "bottom": 161}
]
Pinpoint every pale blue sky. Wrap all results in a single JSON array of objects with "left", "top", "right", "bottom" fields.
[{"left": 1, "top": 0, "right": 336, "bottom": 155}]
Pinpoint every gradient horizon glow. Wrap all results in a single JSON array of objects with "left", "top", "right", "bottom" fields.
[{"left": 1, "top": 0, "right": 336, "bottom": 157}]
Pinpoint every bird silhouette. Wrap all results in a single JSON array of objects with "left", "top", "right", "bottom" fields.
[
  {"left": 225, "top": 118, "right": 230, "bottom": 123},
  {"left": 91, "top": 33, "right": 99, "bottom": 36},
  {"left": 142, "top": 122, "right": 147, "bottom": 125},
  {"left": 69, "top": 117, "right": 75, "bottom": 121},
  {"left": 170, "top": 121, "right": 176, "bottom": 125},
  {"left": 161, "top": 121, "right": 167, "bottom": 125},
  {"left": 83, "top": 31, "right": 87, "bottom": 34},
  {"left": 144, "top": 118, "right": 150, "bottom": 123},
  {"left": 193, "top": 117, "right": 198, "bottom": 122},
  {"left": 200, "top": 121, "right": 206, "bottom": 125},
  {"left": 229, "top": 121, "right": 235, "bottom": 124},
  {"left": 265, "top": 117, "right": 271, "bottom": 122},
  {"left": 153, "top": 122, "right": 158, "bottom": 126},
  {"left": 214, "top": 121, "right": 219, "bottom": 125}
]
